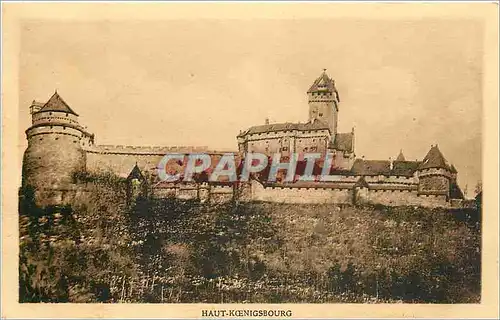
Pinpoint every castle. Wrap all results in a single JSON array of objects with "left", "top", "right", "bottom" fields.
[{"left": 22, "top": 71, "right": 466, "bottom": 208}]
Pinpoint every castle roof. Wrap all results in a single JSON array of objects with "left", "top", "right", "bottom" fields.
[
  {"left": 332, "top": 132, "right": 354, "bottom": 153},
  {"left": 449, "top": 164, "right": 458, "bottom": 173},
  {"left": 31, "top": 100, "right": 45, "bottom": 108},
  {"left": 37, "top": 92, "right": 79, "bottom": 116},
  {"left": 391, "top": 160, "right": 421, "bottom": 177},
  {"left": 127, "top": 164, "right": 145, "bottom": 181},
  {"left": 418, "top": 145, "right": 449, "bottom": 170},
  {"left": 450, "top": 181, "right": 464, "bottom": 199},
  {"left": 351, "top": 159, "right": 391, "bottom": 176},
  {"left": 237, "top": 120, "right": 330, "bottom": 137},
  {"left": 396, "top": 149, "right": 406, "bottom": 161},
  {"left": 307, "top": 70, "right": 337, "bottom": 95}
]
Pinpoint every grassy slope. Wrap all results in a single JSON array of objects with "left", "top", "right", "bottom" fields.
[
  {"left": 130, "top": 200, "right": 480, "bottom": 303},
  {"left": 19, "top": 176, "right": 481, "bottom": 303}
]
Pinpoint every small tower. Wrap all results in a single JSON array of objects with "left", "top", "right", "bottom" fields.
[
  {"left": 416, "top": 145, "right": 452, "bottom": 197},
  {"left": 396, "top": 149, "right": 406, "bottom": 161},
  {"left": 126, "top": 163, "right": 147, "bottom": 204},
  {"left": 307, "top": 70, "right": 340, "bottom": 135}
]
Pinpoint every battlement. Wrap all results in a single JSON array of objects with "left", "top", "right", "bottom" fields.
[{"left": 85, "top": 144, "right": 233, "bottom": 155}]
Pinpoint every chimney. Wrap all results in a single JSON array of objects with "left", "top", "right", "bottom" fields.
[
  {"left": 389, "top": 157, "right": 393, "bottom": 170},
  {"left": 265, "top": 118, "right": 270, "bottom": 125}
]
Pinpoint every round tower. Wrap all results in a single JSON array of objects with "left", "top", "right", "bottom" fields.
[
  {"left": 416, "top": 145, "right": 452, "bottom": 198},
  {"left": 22, "top": 92, "right": 88, "bottom": 206}
]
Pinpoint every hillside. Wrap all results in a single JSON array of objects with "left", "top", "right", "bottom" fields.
[{"left": 19, "top": 175, "right": 481, "bottom": 303}]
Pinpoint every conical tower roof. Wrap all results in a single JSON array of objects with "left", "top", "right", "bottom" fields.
[
  {"left": 449, "top": 164, "right": 458, "bottom": 173},
  {"left": 307, "top": 70, "right": 338, "bottom": 97},
  {"left": 127, "top": 163, "right": 145, "bottom": 181},
  {"left": 38, "top": 91, "right": 79, "bottom": 116},
  {"left": 396, "top": 149, "right": 406, "bottom": 161},
  {"left": 418, "top": 145, "right": 449, "bottom": 170}
]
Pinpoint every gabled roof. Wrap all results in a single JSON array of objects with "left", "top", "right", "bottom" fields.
[
  {"left": 127, "top": 164, "right": 145, "bottom": 181},
  {"left": 351, "top": 159, "right": 391, "bottom": 176},
  {"left": 391, "top": 160, "right": 421, "bottom": 177},
  {"left": 418, "top": 145, "right": 449, "bottom": 170},
  {"left": 307, "top": 71, "right": 339, "bottom": 97},
  {"left": 396, "top": 149, "right": 406, "bottom": 161},
  {"left": 237, "top": 120, "right": 330, "bottom": 137},
  {"left": 332, "top": 132, "right": 354, "bottom": 153},
  {"left": 37, "top": 92, "right": 79, "bottom": 116}
]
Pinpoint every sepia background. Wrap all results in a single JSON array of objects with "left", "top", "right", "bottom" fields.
[
  {"left": 4, "top": 2, "right": 498, "bottom": 319},
  {"left": 18, "top": 19, "right": 482, "bottom": 193}
]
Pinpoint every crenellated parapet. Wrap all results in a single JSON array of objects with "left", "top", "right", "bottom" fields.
[
  {"left": 416, "top": 167, "right": 452, "bottom": 179},
  {"left": 84, "top": 144, "right": 229, "bottom": 155}
]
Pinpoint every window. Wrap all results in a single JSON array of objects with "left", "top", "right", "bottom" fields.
[
  {"left": 282, "top": 147, "right": 288, "bottom": 151},
  {"left": 319, "top": 113, "right": 323, "bottom": 117}
]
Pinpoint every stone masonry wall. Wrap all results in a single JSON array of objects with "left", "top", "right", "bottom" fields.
[
  {"left": 249, "top": 180, "right": 353, "bottom": 204},
  {"left": 356, "top": 187, "right": 449, "bottom": 208}
]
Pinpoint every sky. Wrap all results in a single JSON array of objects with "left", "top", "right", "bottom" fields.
[{"left": 18, "top": 19, "right": 483, "bottom": 194}]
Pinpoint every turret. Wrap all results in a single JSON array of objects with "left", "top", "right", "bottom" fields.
[
  {"left": 396, "top": 149, "right": 406, "bottom": 161},
  {"left": 22, "top": 92, "right": 88, "bottom": 206},
  {"left": 126, "top": 163, "right": 147, "bottom": 205},
  {"left": 307, "top": 70, "right": 340, "bottom": 135},
  {"left": 416, "top": 144, "right": 452, "bottom": 197}
]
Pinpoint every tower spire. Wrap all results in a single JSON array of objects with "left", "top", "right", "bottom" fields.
[{"left": 396, "top": 149, "right": 405, "bottom": 161}]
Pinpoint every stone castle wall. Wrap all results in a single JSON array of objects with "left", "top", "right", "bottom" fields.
[
  {"left": 84, "top": 145, "right": 235, "bottom": 179},
  {"left": 151, "top": 183, "right": 234, "bottom": 204},
  {"left": 239, "top": 129, "right": 331, "bottom": 155},
  {"left": 141, "top": 179, "right": 449, "bottom": 208},
  {"left": 356, "top": 187, "right": 448, "bottom": 208},
  {"left": 249, "top": 180, "right": 353, "bottom": 204},
  {"left": 34, "top": 179, "right": 450, "bottom": 208}
]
